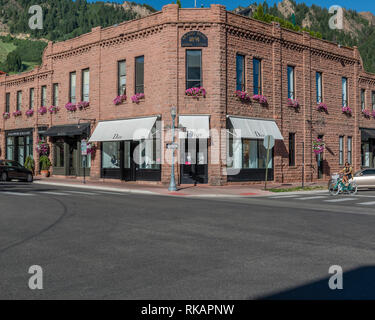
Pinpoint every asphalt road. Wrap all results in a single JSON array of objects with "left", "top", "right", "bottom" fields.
[{"left": 1, "top": 181, "right": 375, "bottom": 299}]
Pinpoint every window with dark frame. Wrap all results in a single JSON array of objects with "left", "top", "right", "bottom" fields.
[
  {"left": 53, "top": 84, "right": 59, "bottom": 106},
  {"left": 118, "top": 60, "right": 126, "bottom": 96},
  {"left": 5, "top": 92, "right": 10, "bottom": 113},
  {"left": 289, "top": 133, "right": 296, "bottom": 166},
  {"left": 339, "top": 136, "right": 344, "bottom": 165},
  {"left": 16, "top": 91, "right": 22, "bottom": 111},
  {"left": 135, "top": 56, "right": 144, "bottom": 94},
  {"left": 236, "top": 54, "right": 245, "bottom": 91},
  {"left": 347, "top": 136, "right": 352, "bottom": 165},
  {"left": 29, "top": 88, "right": 34, "bottom": 110},
  {"left": 186, "top": 50, "right": 202, "bottom": 89},
  {"left": 361, "top": 89, "right": 366, "bottom": 110},
  {"left": 342, "top": 77, "right": 348, "bottom": 107},
  {"left": 41, "top": 86, "right": 47, "bottom": 107},
  {"left": 372, "top": 91, "right": 375, "bottom": 111},
  {"left": 69, "top": 72, "right": 76, "bottom": 103},
  {"left": 287, "top": 66, "right": 295, "bottom": 99},
  {"left": 82, "top": 69, "right": 90, "bottom": 102},
  {"left": 316, "top": 72, "right": 322, "bottom": 103},
  {"left": 253, "top": 58, "right": 262, "bottom": 95}
]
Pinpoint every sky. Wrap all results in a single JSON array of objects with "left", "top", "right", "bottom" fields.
[{"left": 87, "top": 0, "right": 375, "bottom": 13}]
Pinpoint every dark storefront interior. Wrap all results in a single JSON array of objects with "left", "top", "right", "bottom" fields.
[{"left": 5, "top": 129, "right": 33, "bottom": 165}]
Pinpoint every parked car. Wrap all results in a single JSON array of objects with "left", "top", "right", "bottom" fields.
[
  {"left": 352, "top": 169, "right": 375, "bottom": 188},
  {"left": 0, "top": 160, "right": 33, "bottom": 182}
]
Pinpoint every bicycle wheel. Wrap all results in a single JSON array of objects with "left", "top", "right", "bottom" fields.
[
  {"left": 329, "top": 183, "right": 340, "bottom": 196},
  {"left": 350, "top": 183, "right": 358, "bottom": 195}
]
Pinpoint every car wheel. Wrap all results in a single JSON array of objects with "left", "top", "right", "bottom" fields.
[
  {"left": 26, "top": 174, "right": 33, "bottom": 183},
  {"left": 1, "top": 172, "right": 8, "bottom": 182}
]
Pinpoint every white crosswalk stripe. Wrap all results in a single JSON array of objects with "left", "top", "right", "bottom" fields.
[
  {"left": 270, "top": 195, "right": 300, "bottom": 199},
  {"left": 40, "top": 191, "right": 71, "bottom": 196},
  {"left": 0, "top": 192, "right": 35, "bottom": 196},
  {"left": 324, "top": 198, "right": 357, "bottom": 202},
  {"left": 358, "top": 201, "right": 375, "bottom": 206},
  {"left": 65, "top": 191, "right": 95, "bottom": 195},
  {"left": 296, "top": 196, "right": 328, "bottom": 200}
]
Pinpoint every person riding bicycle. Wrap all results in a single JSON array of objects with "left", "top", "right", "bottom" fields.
[{"left": 340, "top": 162, "right": 353, "bottom": 187}]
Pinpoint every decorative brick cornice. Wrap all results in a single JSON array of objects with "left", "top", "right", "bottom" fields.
[
  {"left": 1, "top": 70, "right": 53, "bottom": 87},
  {"left": 51, "top": 45, "right": 92, "bottom": 61},
  {"left": 226, "top": 25, "right": 273, "bottom": 44},
  {"left": 359, "top": 76, "right": 375, "bottom": 86},
  {"left": 311, "top": 48, "right": 356, "bottom": 66}
]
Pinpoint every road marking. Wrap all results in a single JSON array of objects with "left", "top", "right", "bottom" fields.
[
  {"left": 0, "top": 192, "right": 34, "bottom": 196},
  {"left": 65, "top": 191, "right": 96, "bottom": 195},
  {"left": 358, "top": 201, "right": 375, "bottom": 206},
  {"left": 40, "top": 191, "right": 71, "bottom": 196},
  {"left": 269, "top": 195, "right": 300, "bottom": 199},
  {"left": 296, "top": 196, "right": 328, "bottom": 200},
  {"left": 96, "top": 191, "right": 124, "bottom": 195},
  {"left": 324, "top": 198, "right": 357, "bottom": 202}
]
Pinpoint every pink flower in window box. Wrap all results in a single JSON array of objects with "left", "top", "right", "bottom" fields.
[
  {"left": 235, "top": 90, "right": 251, "bottom": 102},
  {"left": 362, "top": 109, "right": 371, "bottom": 118},
  {"left": 13, "top": 110, "right": 22, "bottom": 117},
  {"left": 342, "top": 106, "right": 352, "bottom": 115},
  {"left": 316, "top": 102, "right": 328, "bottom": 112},
  {"left": 38, "top": 106, "right": 47, "bottom": 115},
  {"left": 26, "top": 109, "right": 34, "bottom": 117},
  {"left": 48, "top": 106, "right": 59, "bottom": 114},
  {"left": 77, "top": 101, "right": 90, "bottom": 109},
  {"left": 287, "top": 98, "right": 300, "bottom": 108},
  {"left": 253, "top": 94, "right": 268, "bottom": 106},
  {"left": 3, "top": 112, "right": 10, "bottom": 119},
  {"left": 131, "top": 93, "right": 145, "bottom": 103},
  {"left": 65, "top": 102, "right": 77, "bottom": 112},
  {"left": 185, "top": 87, "right": 206, "bottom": 98},
  {"left": 113, "top": 95, "right": 127, "bottom": 105}
]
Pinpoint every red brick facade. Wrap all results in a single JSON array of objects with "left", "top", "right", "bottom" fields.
[{"left": 1, "top": 4, "right": 375, "bottom": 185}]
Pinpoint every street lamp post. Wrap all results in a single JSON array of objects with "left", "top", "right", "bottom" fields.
[{"left": 168, "top": 106, "right": 177, "bottom": 191}]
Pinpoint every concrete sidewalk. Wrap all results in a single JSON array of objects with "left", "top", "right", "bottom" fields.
[{"left": 33, "top": 176, "right": 326, "bottom": 198}]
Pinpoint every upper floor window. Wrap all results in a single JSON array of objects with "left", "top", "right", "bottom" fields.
[
  {"left": 289, "top": 132, "right": 296, "bottom": 166},
  {"left": 41, "top": 86, "right": 47, "bottom": 106},
  {"left": 29, "top": 88, "right": 34, "bottom": 110},
  {"left": 342, "top": 77, "right": 348, "bottom": 107},
  {"left": 186, "top": 50, "right": 202, "bottom": 89},
  {"left": 82, "top": 69, "right": 90, "bottom": 102},
  {"left": 5, "top": 92, "right": 10, "bottom": 113},
  {"left": 339, "top": 136, "right": 344, "bottom": 166},
  {"left": 347, "top": 136, "right": 352, "bottom": 165},
  {"left": 135, "top": 56, "right": 144, "bottom": 94},
  {"left": 361, "top": 89, "right": 366, "bottom": 110},
  {"left": 70, "top": 72, "right": 76, "bottom": 103},
  {"left": 253, "top": 58, "right": 262, "bottom": 95},
  {"left": 16, "top": 91, "right": 22, "bottom": 111},
  {"left": 118, "top": 60, "right": 126, "bottom": 96},
  {"left": 287, "top": 66, "right": 295, "bottom": 99},
  {"left": 236, "top": 54, "right": 245, "bottom": 91},
  {"left": 53, "top": 83, "right": 59, "bottom": 106},
  {"left": 316, "top": 72, "right": 322, "bottom": 103},
  {"left": 372, "top": 91, "right": 375, "bottom": 111}
]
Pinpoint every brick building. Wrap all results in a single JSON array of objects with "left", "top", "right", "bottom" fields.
[{"left": 1, "top": 4, "right": 375, "bottom": 185}]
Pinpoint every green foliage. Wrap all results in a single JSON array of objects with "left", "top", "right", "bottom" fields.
[
  {"left": 176, "top": 0, "right": 182, "bottom": 9},
  {"left": 24, "top": 155, "right": 35, "bottom": 173},
  {"left": 39, "top": 155, "right": 51, "bottom": 171}
]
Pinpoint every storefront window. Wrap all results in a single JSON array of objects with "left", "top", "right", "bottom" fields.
[
  {"left": 54, "top": 141, "right": 65, "bottom": 168},
  {"left": 362, "top": 142, "right": 370, "bottom": 167},
  {"left": 26, "top": 136, "right": 33, "bottom": 159},
  {"left": 6, "top": 137, "right": 14, "bottom": 161},
  {"left": 102, "top": 142, "right": 121, "bottom": 168},
  {"left": 17, "top": 137, "right": 25, "bottom": 165},
  {"left": 138, "top": 137, "right": 161, "bottom": 170}
]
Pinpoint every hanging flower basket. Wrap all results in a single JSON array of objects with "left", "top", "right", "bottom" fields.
[
  {"left": 3, "top": 112, "right": 10, "bottom": 119},
  {"left": 77, "top": 101, "right": 90, "bottom": 110},
  {"left": 235, "top": 90, "right": 251, "bottom": 102},
  {"left": 48, "top": 106, "right": 59, "bottom": 114},
  {"left": 131, "top": 93, "right": 145, "bottom": 104},
  {"left": 38, "top": 106, "right": 47, "bottom": 115},
  {"left": 253, "top": 94, "right": 268, "bottom": 106},
  {"left": 287, "top": 98, "right": 300, "bottom": 109},
  {"left": 313, "top": 138, "right": 325, "bottom": 155},
  {"left": 362, "top": 109, "right": 371, "bottom": 118},
  {"left": 87, "top": 143, "right": 97, "bottom": 156},
  {"left": 316, "top": 102, "right": 328, "bottom": 112},
  {"left": 372, "top": 110, "right": 375, "bottom": 118},
  {"left": 36, "top": 139, "right": 49, "bottom": 156},
  {"left": 26, "top": 109, "right": 34, "bottom": 117},
  {"left": 65, "top": 102, "right": 77, "bottom": 112},
  {"left": 113, "top": 95, "right": 127, "bottom": 105},
  {"left": 13, "top": 110, "right": 22, "bottom": 117},
  {"left": 342, "top": 106, "right": 352, "bottom": 115},
  {"left": 185, "top": 87, "right": 206, "bottom": 98}
]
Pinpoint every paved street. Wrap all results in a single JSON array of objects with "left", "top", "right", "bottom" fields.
[{"left": 1, "top": 182, "right": 375, "bottom": 299}]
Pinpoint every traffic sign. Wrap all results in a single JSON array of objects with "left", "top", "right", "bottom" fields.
[
  {"left": 263, "top": 135, "right": 275, "bottom": 149},
  {"left": 167, "top": 143, "right": 179, "bottom": 150}
]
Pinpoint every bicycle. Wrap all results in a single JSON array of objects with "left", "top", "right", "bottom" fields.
[{"left": 328, "top": 173, "right": 358, "bottom": 196}]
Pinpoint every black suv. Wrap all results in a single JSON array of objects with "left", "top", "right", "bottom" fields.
[{"left": 0, "top": 160, "right": 33, "bottom": 182}]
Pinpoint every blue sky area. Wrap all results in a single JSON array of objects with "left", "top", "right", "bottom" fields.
[{"left": 88, "top": 0, "right": 375, "bottom": 13}]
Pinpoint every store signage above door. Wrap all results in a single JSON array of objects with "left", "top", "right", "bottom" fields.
[
  {"left": 181, "top": 31, "right": 208, "bottom": 47},
  {"left": 6, "top": 130, "right": 33, "bottom": 137}
]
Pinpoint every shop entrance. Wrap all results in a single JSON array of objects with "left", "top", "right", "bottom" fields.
[
  {"left": 180, "top": 138, "right": 208, "bottom": 184},
  {"left": 67, "top": 138, "right": 78, "bottom": 176},
  {"left": 123, "top": 141, "right": 139, "bottom": 181}
]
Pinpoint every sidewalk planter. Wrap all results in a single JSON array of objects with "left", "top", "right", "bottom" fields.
[
  {"left": 362, "top": 109, "right": 371, "bottom": 118},
  {"left": 235, "top": 90, "right": 251, "bottom": 102},
  {"left": 113, "top": 95, "right": 127, "bottom": 105},
  {"left": 313, "top": 138, "right": 325, "bottom": 155},
  {"left": 65, "top": 102, "right": 77, "bottom": 112},
  {"left": 342, "top": 106, "right": 352, "bottom": 116},
  {"left": 26, "top": 109, "right": 34, "bottom": 117},
  {"left": 185, "top": 87, "right": 206, "bottom": 98},
  {"left": 38, "top": 106, "right": 47, "bottom": 115},
  {"left": 3, "top": 112, "right": 10, "bottom": 119},
  {"left": 48, "top": 105, "right": 59, "bottom": 114},
  {"left": 316, "top": 102, "right": 328, "bottom": 112},
  {"left": 131, "top": 93, "right": 145, "bottom": 103},
  {"left": 287, "top": 99, "right": 300, "bottom": 109},
  {"left": 252, "top": 94, "right": 268, "bottom": 106},
  {"left": 13, "top": 110, "right": 22, "bottom": 117},
  {"left": 39, "top": 155, "right": 51, "bottom": 178},
  {"left": 77, "top": 101, "right": 90, "bottom": 110}
]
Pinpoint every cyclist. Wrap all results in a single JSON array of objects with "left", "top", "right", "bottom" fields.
[{"left": 340, "top": 161, "right": 353, "bottom": 187}]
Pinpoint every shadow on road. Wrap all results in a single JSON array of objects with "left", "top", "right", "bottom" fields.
[{"left": 257, "top": 266, "right": 375, "bottom": 300}]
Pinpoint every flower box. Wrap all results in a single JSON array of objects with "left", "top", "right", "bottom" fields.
[
  {"left": 3, "top": 112, "right": 10, "bottom": 119},
  {"left": 113, "top": 95, "right": 127, "bottom": 105},
  {"left": 131, "top": 93, "right": 145, "bottom": 103},
  {"left": 362, "top": 109, "right": 371, "bottom": 118},
  {"left": 48, "top": 106, "right": 59, "bottom": 114},
  {"left": 77, "top": 101, "right": 90, "bottom": 109},
  {"left": 342, "top": 106, "right": 352, "bottom": 115},
  {"left": 38, "top": 106, "right": 47, "bottom": 115},
  {"left": 313, "top": 138, "right": 325, "bottom": 155},
  {"left": 13, "top": 110, "right": 22, "bottom": 117},
  {"left": 287, "top": 98, "right": 300, "bottom": 109},
  {"left": 372, "top": 110, "right": 375, "bottom": 118},
  {"left": 26, "top": 109, "right": 34, "bottom": 117},
  {"left": 253, "top": 94, "right": 268, "bottom": 106},
  {"left": 185, "top": 87, "right": 206, "bottom": 98},
  {"left": 65, "top": 102, "right": 77, "bottom": 112},
  {"left": 316, "top": 102, "right": 328, "bottom": 112},
  {"left": 235, "top": 90, "right": 251, "bottom": 102}
]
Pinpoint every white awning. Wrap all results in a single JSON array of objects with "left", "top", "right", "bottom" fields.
[
  {"left": 89, "top": 117, "right": 157, "bottom": 142},
  {"left": 179, "top": 115, "right": 210, "bottom": 139},
  {"left": 228, "top": 116, "right": 284, "bottom": 140}
]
